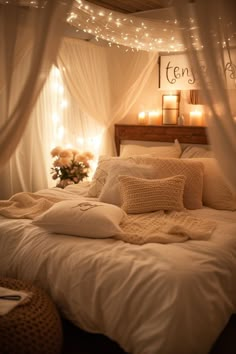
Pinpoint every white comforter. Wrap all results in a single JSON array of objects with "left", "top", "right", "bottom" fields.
[{"left": 0, "top": 184, "right": 236, "bottom": 354}]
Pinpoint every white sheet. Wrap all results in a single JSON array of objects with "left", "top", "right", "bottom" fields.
[{"left": 0, "top": 185, "right": 236, "bottom": 354}]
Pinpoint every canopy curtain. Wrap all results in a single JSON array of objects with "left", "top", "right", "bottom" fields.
[
  {"left": 0, "top": 0, "right": 72, "bottom": 167},
  {"left": 57, "top": 38, "right": 157, "bottom": 155},
  {"left": 173, "top": 0, "right": 236, "bottom": 191}
]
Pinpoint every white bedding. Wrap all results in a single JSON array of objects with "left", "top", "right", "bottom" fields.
[{"left": 0, "top": 184, "right": 236, "bottom": 354}]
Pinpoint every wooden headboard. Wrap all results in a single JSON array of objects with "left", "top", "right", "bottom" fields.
[{"left": 115, "top": 124, "right": 208, "bottom": 155}]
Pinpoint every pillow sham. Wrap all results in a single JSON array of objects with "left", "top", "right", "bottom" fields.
[
  {"left": 118, "top": 174, "right": 186, "bottom": 214},
  {"left": 87, "top": 156, "right": 134, "bottom": 197},
  {"left": 190, "top": 158, "right": 236, "bottom": 210},
  {"left": 132, "top": 157, "right": 204, "bottom": 209},
  {"left": 120, "top": 139, "right": 181, "bottom": 158},
  {"left": 99, "top": 162, "right": 158, "bottom": 206},
  {"left": 88, "top": 140, "right": 181, "bottom": 198},
  {"left": 32, "top": 199, "right": 126, "bottom": 238},
  {"left": 181, "top": 145, "right": 214, "bottom": 158}
]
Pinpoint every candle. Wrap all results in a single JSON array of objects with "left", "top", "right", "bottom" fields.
[
  {"left": 189, "top": 110, "right": 203, "bottom": 126},
  {"left": 163, "top": 95, "right": 178, "bottom": 109},
  {"left": 148, "top": 110, "right": 161, "bottom": 125},
  {"left": 138, "top": 111, "right": 148, "bottom": 125}
]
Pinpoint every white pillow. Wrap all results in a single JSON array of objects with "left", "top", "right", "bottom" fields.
[
  {"left": 118, "top": 174, "right": 186, "bottom": 213},
  {"left": 120, "top": 139, "right": 181, "bottom": 158},
  {"left": 191, "top": 158, "right": 236, "bottom": 210},
  {"left": 87, "top": 156, "right": 134, "bottom": 197},
  {"left": 88, "top": 140, "right": 181, "bottom": 198},
  {"left": 181, "top": 146, "right": 214, "bottom": 158},
  {"left": 99, "top": 162, "right": 157, "bottom": 206},
  {"left": 32, "top": 199, "right": 126, "bottom": 238}
]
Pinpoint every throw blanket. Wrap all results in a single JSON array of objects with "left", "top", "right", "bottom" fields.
[
  {"left": 0, "top": 192, "right": 216, "bottom": 244},
  {"left": 117, "top": 211, "right": 216, "bottom": 244},
  {"left": 0, "top": 192, "right": 62, "bottom": 219}
]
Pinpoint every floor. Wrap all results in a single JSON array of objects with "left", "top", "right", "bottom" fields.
[
  {"left": 62, "top": 319, "right": 125, "bottom": 354},
  {"left": 61, "top": 315, "right": 236, "bottom": 354}
]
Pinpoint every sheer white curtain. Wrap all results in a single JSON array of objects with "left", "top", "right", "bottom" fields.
[
  {"left": 0, "top": 1, "right": 72, "bottom": 199},
  {"left": 173, "top": 0, "right": 236, "bottom": 191},
  {"left": 57, "top": 38, "right": 157, "bottom": 155}
]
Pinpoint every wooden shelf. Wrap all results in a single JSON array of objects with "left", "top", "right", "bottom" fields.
[{"left": 114, "top": 124, "right": 208, "bottom": 155}]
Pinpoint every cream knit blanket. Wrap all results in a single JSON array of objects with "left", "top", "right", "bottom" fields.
[
  {"left": 0, "top": 192, "right": 216, "bottom": 244},
  {"left": 116, "top": 211, "right": 216, "bottom": 244},
  {"left": 0, "top": 192, "right": 62, "bottom": 219}
]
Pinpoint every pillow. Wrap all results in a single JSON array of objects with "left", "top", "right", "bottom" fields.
[
  {"left": 99, "top": 162, "right": 158, "bottom": 206},
  {"left": 118, "top": 175, "right": 186, "bottom": 214},
  {"left": 88, "top": 140, "right": 181, "bottom": 198},
  {"left": 32, "top": 199, "right": 126, "bottom": 237},
  {"left": 120, "top": 139, "right": 182, "bottom": 158},
  {"left": 132, "top": 157, "right": 204, "bottom": 209},
  {"left": 181, "top": 146, "right": 214, "bottom": 158},
  {"left": 87, "top": 156, "right": 134, "bottom": 197},
  {"left": 191, "top": 158, "right": 236, "bottom": 210}
]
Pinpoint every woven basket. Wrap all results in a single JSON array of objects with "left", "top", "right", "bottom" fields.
[{"left": 0, "top": 278, "right": 63, "bottom": 354}]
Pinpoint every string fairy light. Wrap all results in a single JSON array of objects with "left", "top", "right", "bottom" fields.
[
  {"left": 67, "top": 0, "right": 235, "bottom": 53},
  {"left": 4, "top": 0, "right": 236, "bottom": 52},
  {"left": 69, "top": 0, "right": 187, "bottom": 52}
]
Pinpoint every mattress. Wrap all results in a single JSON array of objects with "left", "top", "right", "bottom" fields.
[{"left": 0, "top": 184, "right": 236, "bottom": 354}]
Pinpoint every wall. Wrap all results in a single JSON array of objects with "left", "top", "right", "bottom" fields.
[{"left": 120, "top": 57, "right": 236, "bottom": 126}]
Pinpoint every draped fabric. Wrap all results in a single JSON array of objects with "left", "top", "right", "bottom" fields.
[
  {"left": 173, "top": 0, "right": 236, "bottom": 191},
  {"left": 57, "top": 38, "right": 157, "bottom": 155},
  {"left": 1, "top": 0, "right": 235, "bottom": 198},
  {"left": 0, "top": 1, "right": 72, "bottom": 198}
]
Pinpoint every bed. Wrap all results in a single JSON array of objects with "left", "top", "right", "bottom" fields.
[{"left": 0, "top": 124, "right": 236, "bottom": 354}]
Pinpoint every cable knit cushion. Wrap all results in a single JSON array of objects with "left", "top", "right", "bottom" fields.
[
  {"left": 88, "top": 141, "right": 181, "bottom": 198},
  {"left": 99, "top": 162, "right": 158, "bottom": 206},
  {"left": 120, "top": 139, "right": 181, "bottom": 158},
  {"left": 190, "top": 158, "right": 236, "bottom": 210},
  {"left": 132, "top": 157, "right": 204, "bottom": 209},
  {"left": 118, "top": 175, "right": 186, "bottom": 214}
]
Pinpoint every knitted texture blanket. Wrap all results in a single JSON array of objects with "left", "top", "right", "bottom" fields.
[
  {"left": 116, "top": 210, "right": 216, "bottom": 244},
  {"left": 0, "top": 192, "right": 216, "bottom": 244},
  {"left": 0, "top": 192, "right": 62, "bottom": 219}
]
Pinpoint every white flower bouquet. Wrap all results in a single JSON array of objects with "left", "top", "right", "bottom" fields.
[{"left": 50, "top": 146, "right": 94, "bottom": 188}]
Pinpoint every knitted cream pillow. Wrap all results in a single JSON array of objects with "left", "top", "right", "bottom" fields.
[
  {"left": 118, "top": 175, "right": 186, "bottom": 214},
  {"left": 99, "top": 162, "right": 158, "bottom": 206},
  {"left": 132, "top": 157, "right": 204, "bottom": 209},
  {"left": 88, "top": 141, "right": 181, "bottom": 198}
]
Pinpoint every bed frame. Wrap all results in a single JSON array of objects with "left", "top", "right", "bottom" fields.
[{"left": 114, "top": 124, "right": 208, "bottom": 155}]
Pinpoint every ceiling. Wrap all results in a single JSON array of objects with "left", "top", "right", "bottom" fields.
[{"left": 85, "top": 0, "right": 173, "bottom": 14}]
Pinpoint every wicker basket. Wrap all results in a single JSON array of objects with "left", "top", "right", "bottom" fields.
[{"left": 0, "top": 278, "right": 63, "bottom": 354}]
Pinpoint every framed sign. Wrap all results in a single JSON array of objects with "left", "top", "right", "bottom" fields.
[
  {"left": 159, "top": 55, "right": 200, "bottom": 90},
  {"left": 159, "top": 52, "right": 236, "bottom": 90}
]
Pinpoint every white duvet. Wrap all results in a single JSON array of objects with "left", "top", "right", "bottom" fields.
[{"left": 0, "top": 184, "right": 236, "bottom": 354}]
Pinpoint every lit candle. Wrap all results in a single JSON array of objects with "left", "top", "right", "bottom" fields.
[
  {"left": 189, "top": 110, "right": 203, "bottom": 126},
  {"left": 148, "top": 110, "right": 161, "bottom": 125},
  {"left": 163, "top": 95, "right": 178, "bottom": 109},
  {"left": 138, "top": 111, "right": 148, "bottom": 125}
]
